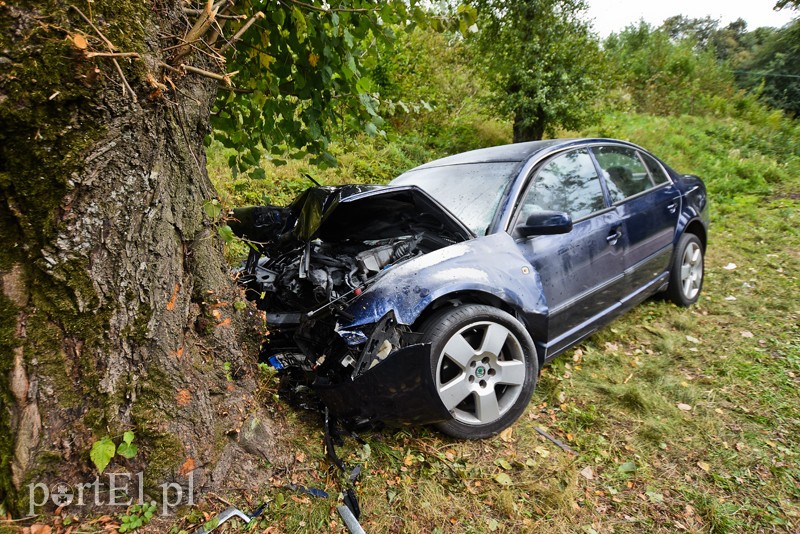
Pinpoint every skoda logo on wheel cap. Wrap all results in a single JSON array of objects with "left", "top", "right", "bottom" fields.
[{"left": 475, "top": 367, "right": 486, "bottom": 378}]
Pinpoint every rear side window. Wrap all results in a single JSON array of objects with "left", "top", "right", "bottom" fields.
[
  {"left": 639, "top": 152, "right": 671, "bottom": 186},
  {"left": 519, "top": 149, "right": 606, "bottom": 222},
  {"left": 593, "top": 146, "right": 655, "bottom": 202}
]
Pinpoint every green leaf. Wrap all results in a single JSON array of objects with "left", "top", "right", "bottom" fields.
[
  {"left": 618, "top": 461, "right": 638, "bottom": 474},
  {"left": 271, "top": 7, "right": 286, "bottom": 27},
  {"left": 122, "top": 431, "right": 135, "bottom": 445},
  {"left": 217, "top": 224, "right": 235, "bottom": 244},
  {"left": 249, "top": 168, "right": 267, "bottom": 180},
  {"left": 203, "top": 200, "right": 222, "bottom": 221},
  {"left": 494, "top": 472, "right": 513, "bottom": 485},
  {"left": 355, "top": 76, "right": 375, "bottom": 94},
  {"left": 90, "top": 438, "right": 116, "bottom": 474},
  {"left": 292, "top": 7, "right": 307, "bottom": 43},
  {"left": 117, "top": 441, "right": 138, "bottom": 459},
  {"left": 494, "top": 458, "right": 512, "bottom": 470}
]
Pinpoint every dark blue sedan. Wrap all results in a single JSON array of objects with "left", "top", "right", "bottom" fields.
[{"left": 234, "top": 138, "right": 708, "bottom": 439}]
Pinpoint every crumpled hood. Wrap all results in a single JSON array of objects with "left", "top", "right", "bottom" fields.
[
  {"left": 230, "top": 184, "right": 473, "bottom": 249},
  {"left": 289, "top": 184, "right": 473, "bottom": 243}
]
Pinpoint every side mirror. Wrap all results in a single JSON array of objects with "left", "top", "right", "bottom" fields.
[{"left": 516, "top": 211, "right": 573, "bottom": 237}]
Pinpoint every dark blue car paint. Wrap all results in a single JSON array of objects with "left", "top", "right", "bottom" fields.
[
  {"left": 338, "top": 232, "right": 549, "bottom": 338},
  {"left": 314, "top": 344, "right": 450, "bottom": 423}
]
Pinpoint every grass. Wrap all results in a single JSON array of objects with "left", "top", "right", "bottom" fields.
[{"left": 171, "top": 111, "right": 800, "bottom": 533}]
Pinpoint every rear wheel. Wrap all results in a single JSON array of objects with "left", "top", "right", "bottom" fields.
[
  {"left": 421, "top": 304, "right": 538, "bottom": 439},
  {"left": 667, "top": 232, "right": 704, "bottom": 306}
]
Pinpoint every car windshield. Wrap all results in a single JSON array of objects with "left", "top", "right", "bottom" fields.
[{"left": 391, "top": 162, "right": 520, "bottom": 235}]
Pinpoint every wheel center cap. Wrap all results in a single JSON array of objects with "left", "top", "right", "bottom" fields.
[{"left": 475, "top": 366, "right": 486, "bottom": 378}]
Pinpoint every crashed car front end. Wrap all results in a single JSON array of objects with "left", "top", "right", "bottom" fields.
[{"left": 231, "top": 185, "right": 476, "bottom": 425}]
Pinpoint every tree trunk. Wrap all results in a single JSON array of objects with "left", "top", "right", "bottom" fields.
[
  {"left": 512, "top": 110, "right": 546, "bottom": 142},
  {"left": 0, "top": 2, "right": 281, "bottom": 516}
]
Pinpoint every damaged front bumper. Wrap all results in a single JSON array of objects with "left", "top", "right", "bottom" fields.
[
  {"left": 265, "top": 309, "right": 451, "bottom": 426},
  {"left": 312, "top": 343, "right": 450, "bottom": 425}
]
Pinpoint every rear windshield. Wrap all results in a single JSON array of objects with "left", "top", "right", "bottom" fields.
[{"left": 391, "top": 162, "right": 520, "bottom": 236}]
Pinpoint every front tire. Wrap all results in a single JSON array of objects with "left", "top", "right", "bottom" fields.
[
  {"left": 667, "top": 232, "right": 704, "bottom": 306},
  {"left": 421, "top": 304, "right": 538, "bottom": 439}
]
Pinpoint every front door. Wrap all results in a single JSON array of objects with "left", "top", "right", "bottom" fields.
[{"left": 513, "top": 149, "right": 626, "bottom": 355}]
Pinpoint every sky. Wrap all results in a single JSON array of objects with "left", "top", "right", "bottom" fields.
[{"left": 584, "top": 0, "right": 797, "bottom": 37}]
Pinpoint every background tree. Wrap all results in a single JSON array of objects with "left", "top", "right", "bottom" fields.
[
  {"left": 736, "top": 20, "right": 800, "bottom": 116},
  {"left": 0, "top": 0, "right": 471, "bottom": 516},
  {"left": 603, "top": 21, "right": 739, "bottom": 116},
  {"left": 468, "top": 0, "right": 605, "bottom": 142}
]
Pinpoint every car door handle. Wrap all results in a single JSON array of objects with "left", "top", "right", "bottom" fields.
[
  {"left": 667, "top": 198, "right": 679, "bottom": 214},
  {"left": 606, "top": 229, "right": 622, "bottom": 245}
]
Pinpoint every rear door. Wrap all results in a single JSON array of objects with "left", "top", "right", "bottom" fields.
[
  {"left": 513, "top": 148, "right": 626, "bottom": 354},
  {"left": 590, "top": 146, "right": 680, "bottom": 302}
]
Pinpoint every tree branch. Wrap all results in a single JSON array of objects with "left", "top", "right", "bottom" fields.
[
  {"left": 69, "top": 5, "right": 116, "bottom": 50},
  {"left": 219, "top": 11, "right": 265, "bottom": 53},
  {"left": 159, "top": 61, "right": 238, "bottom": 86},
  {"left": 69, "top": 5, "right": 137, "bottom": 102},
  {"left": 173, "top": 0, "right": 219, "bottom": 63},
  {"left": 183, "top": 8, "right": 245, "bottom": 20},
  {"left": 85, "top": 51, "right": 141, "bottom": 58}
]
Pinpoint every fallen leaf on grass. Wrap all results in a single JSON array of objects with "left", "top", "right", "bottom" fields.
[
  {"left": 87, "top": 516, "right": 114, "bottom": 525},
  {"left": 494, "top": 472, "right": 512, "bottom": 485},
  {"left": 495, "top": 458, "right": 512, "bottom": 470},
  {"left": 30, "top": 526, "right": 52, "bottom": 534},
  {"left": 618, "top": 461, "right": 637, "bottom": 474},
  {"left": 677, "top": 403, "right": 692, "bottom": 411},
  {"left": 685, "top": 335, "right": 700, "bottom": 344},
  {"left": 534, "top": 446, "right": 551, "bottom": 458},
  {"left": 724, "top": 296, "right": 737, "bottom": 301},
  {"left": 740, "top": 331, "right": 754, "bottom": 338},
  {"left": 697, "top": 461, "right": 710, "bottom": 472},
  {"left": 723, "top": 263, "right": 737, "bottom": 270},
  {"left": 498, "top": 427, "right": 513, "bottom": 442},
  {"left": 580, "top": 466, "right": 595, "bottom": 480}
]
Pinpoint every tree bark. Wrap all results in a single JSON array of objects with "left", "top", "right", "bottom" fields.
[
  {"left": 0, "top": 1, "right": 281, "bottom": 516},
  {"left": 512, "top": 110, "right": 546, "bottom": 142}
]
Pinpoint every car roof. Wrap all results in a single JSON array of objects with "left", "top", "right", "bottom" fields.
[
  {"left": 407, "top": 138, "right": 646, "bottom": 170},
  {"left": 410, "top": 139, "right": 571, "bottom": 169}
]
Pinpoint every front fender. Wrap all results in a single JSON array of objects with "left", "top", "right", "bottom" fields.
[{"left": 341, "top": 233, "right": 548, "bottom": 331}]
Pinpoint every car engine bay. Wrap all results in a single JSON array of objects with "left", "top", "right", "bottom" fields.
[{"left": 230, "top": 185, "right": 472, "bottom": 390}]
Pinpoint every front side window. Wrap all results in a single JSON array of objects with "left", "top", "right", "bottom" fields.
[
  {"left": 518, "top": 149, "right": 606, "bottom": 222},
  {"left": 593, "top": 146, "right": 657, "bottom": 202}
]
